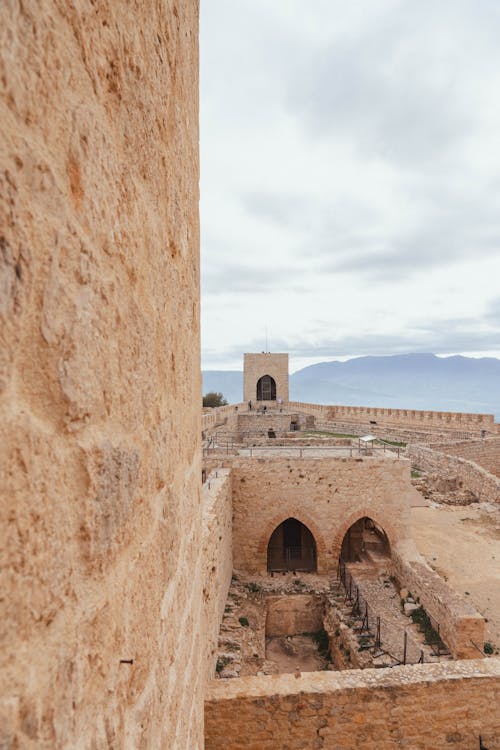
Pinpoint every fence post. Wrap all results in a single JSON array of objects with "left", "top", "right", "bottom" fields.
[{"left": 403, "top": 630, "right": 407, "bottom": 665}]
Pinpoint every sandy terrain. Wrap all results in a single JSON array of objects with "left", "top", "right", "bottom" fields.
[{"left": 411, "top": 502, "right": 500, "bottom": 649}]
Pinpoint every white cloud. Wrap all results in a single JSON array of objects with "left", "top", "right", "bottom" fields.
[{"left": 200, "top": 1, "right": 500, "bottom": 369}]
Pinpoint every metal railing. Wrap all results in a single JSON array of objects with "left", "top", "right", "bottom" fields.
[
  {"left": 203, "top": 442, "right": 402, "bottom": 458},
  {"left": 336, "top": 562, "right": 449, "bottom": 666}
]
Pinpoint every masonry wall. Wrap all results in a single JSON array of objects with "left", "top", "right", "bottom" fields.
[
  {"left": 393, "top": 543, "right": 484, "bottom": 659},
  {"left": 202, "top": 403, "right": 243, "bottom": 434},
  {"left": 230, "top": 456, "right": 415, "bottom": 574},
  {"left": 205, "top": 660, "right": 500, "bottom": 749},
  {"left": 244, "top": 353, "right": 289, "bottom": 403},
  {"left": 288, "top": 401, "right": 496, "bottom": 433},
  {"left": 202, "top": 471, "right": 233, "bottom": 682},
  {"left": 236, "top": 412, "right": 301, "bottom": 437},
  {"left": 0, "top": 3, "right": 202, "bottom": 748},
  {"left": 408, "top": 444, "right": 500, "bottom": 504},
  {"left": 429, "top": 437, "right": 500, "bottom": 478}
]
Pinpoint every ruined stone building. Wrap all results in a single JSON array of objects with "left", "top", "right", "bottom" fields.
[{"left": 2, "top": 3, "right": 500, "bottom": 749}]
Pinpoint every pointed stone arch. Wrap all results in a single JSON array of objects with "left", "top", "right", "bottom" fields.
[
  {"left": 259, "top": 512, "right": 327, "bottom": 574},
  {"left": 256, "top": 374, "right": 276, "bottom": 401},
  {"left": 331, "top": 507, "right": 397, "bottom": 564}
]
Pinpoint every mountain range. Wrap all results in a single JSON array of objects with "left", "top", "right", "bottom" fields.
[{"left": 202, "top": 354, "right": 500, "bottom": 418}]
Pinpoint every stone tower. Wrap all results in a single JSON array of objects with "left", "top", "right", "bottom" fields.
[{"left": 243, "top": 353, "right": 289, "bottom": 403}]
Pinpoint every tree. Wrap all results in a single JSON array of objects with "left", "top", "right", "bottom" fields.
[{"left": 203, "top": 391, "right": 228, "bottom": 408}]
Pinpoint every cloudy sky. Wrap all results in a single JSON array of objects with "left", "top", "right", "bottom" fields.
[{"left": 200, "top": 0, "right": 500, "bottom": 371}]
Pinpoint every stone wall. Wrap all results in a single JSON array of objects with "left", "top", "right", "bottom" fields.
[
  {"left": 230, "top": 456, "right": 416, "bottom": 574},
  {"left": 236, "top": 412, "right": 301, "bottom": 437},
  {"left": 265, "top": 594, "right": 324, "bottom": 636},
  {"left": 429, "top": 437, "right": 500, "bottom": 478},
  {"left": 205, "top": 660, "right": 500, "bottom": 749},
  {"left": 0, "top": 3, "right": 202, "bottom": 748},
  {"left": 243, "top": 353, "right": 289, "bottom": 403},
  {"left": 202, "top": 403, "right": 243, "bottom": 434},
  {"left": 393, "top": 543, "right": 484, "bottom": 659},
  {"left": 288, "top": 401, "right": 496, "bottom": 433},
  {"left": 408, "top": 444, "right": 500, "bottom": 504},
  {"left": 202, "top": 471, "right": 233, "bottom": 682}
]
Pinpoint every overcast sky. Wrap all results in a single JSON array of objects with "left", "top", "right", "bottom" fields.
[{"left": 200, "top": 0, "right": 500, "bottom": 372}]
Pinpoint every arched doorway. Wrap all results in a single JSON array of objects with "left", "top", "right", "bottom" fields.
[
  {"left": 256, "top": 374, "right": 276, "bottom": 401},
  {"left": 340, "top": 517, "right": 390, "bottom": 563},
  {"left": 267, "top": 518, "right": 317, "bottom": 572}
]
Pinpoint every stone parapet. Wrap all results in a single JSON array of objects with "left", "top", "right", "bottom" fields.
[
  {"left": 287, "top": 401, "right": 496, "bottom": 433},
  {"left": 205, "top": 660, "right": 500, "bottom": 749}
]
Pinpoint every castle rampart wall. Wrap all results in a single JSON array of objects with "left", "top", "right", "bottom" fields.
[
  {"left": 288, "top": 401, "right": 496, "bottom": 434},
  {"left": 205, "top": 660, "right": 500, "bottom": 749},
  {"left": 0, "top": 3, "right": 202, "bottom": 747}
]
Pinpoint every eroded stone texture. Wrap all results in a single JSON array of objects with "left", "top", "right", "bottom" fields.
[
  {"left": 0, "top": 2, "right": 201, "bottom": 748},
  {"left": 205, "top": 660, "right": 500, "bottom": 749}
]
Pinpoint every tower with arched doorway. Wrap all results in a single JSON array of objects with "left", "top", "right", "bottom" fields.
[{"left": 243, "top": 352, "right": 289, "bottom": 404}]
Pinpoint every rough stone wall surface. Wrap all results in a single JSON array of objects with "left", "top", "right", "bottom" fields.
[
  {"left": 205, "top": 660, "right": 500, "bottom": 749},
  {"left": 393, "top": 544, "right": 484, "bottom": 659},
  {"left": 429, "top": 437, "right": 500, "bottom": 478},
  {"left": 265, "top": 594, "right": 324, "bottom": 636},
  {"left": 408, "top": 444, "right": 500, "bottom": 504},
  {"left": 1, "top": 3, "right": 202, "bottom": 749},
  {"left": 288, "top": 401, "right": 496, "bottom": 433},
  {"left": 202, "top": 471, "right": 233, "bottom": 682},
  {"left": 236, "top": 412, "right": 300, "bottom": 437},
  {"left": 202, "top": 403, "right": 243, "bottom": 434},
  {"left": 243, "top": 353, "right": 289, "bottom": 403},
  {"left": 230, "top": 456, "right": 416, "bottom": 574}
]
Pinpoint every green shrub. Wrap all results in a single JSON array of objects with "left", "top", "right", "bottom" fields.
[
  {"left": 239, "top": 616, "right": 249, "bottom": 627},
  {"left": 246, "top": 582, "right": 261, "bottom": 593},
  {"left": 484, "top": 642, "right": 494, "bottom": 655},
  {"left": 216, "top": 656, "right": 231, "bottom": 673}
]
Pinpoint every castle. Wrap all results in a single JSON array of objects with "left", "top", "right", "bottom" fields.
[{"left": 1, "top": 4, "right": 500, "bottom": 749}]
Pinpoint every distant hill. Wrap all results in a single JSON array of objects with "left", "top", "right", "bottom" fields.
[{"left": 202, "top": 354, "right": 500, "bottom": 418}]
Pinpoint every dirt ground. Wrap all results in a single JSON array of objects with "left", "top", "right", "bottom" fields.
[
  {"left": 411, "top": 502, "right": 500, "bottom": 649},
  {"left": 265, "top": 635, "right": 326, "bottom": 673}
]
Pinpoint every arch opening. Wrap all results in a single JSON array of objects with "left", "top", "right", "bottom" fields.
[
  {"left": 256, "top": 374, "right": 276, "bottom": 401},
  {"left": 339, "top": 517, "right": 390, "bottom": 564},
  {"left": 267, "top": 518, "right": 317, "bottom": 572}
]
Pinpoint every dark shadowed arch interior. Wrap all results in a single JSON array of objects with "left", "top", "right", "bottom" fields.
[
  {"left": 267, "top": 518, "right": 317, "bottom": 572},
  {"left": 340, "top": 517, "right": 390, "bottom": 563},
  {"left": 256, "top": 374, "right": 276, "bottom": 401}
]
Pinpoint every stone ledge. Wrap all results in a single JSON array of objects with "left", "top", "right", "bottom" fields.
[{"left": 206, "top": 657, "right": 500, "bottom": 700}]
